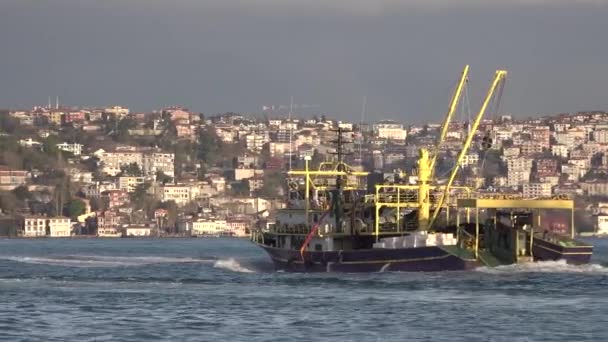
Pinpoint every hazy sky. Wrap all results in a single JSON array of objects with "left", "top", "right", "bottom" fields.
[{"left": 1, "top": 0, "right": 608, "bottom": 122}]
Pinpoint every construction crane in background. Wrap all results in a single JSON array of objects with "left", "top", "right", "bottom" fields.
[{"left": 427, "top": 69, "right": 508, "bottom": 230}]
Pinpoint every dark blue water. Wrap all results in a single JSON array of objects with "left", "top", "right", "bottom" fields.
[{"left": 1, "top": 237, "right": 607, "bottom": 342}]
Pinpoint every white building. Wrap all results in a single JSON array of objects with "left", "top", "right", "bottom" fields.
[
  {"left": 554, "top": 132, "right": 577, "bottom": 146},
  {"left": 593, "top": 130, "right": 608, "bottom": 144},
  {"left": 523, "top": 183, "right": 552, "bottom": 198},
  {"left": 124, "top": 225, "right": 152, "bottom": 237},
  {"left": 161, "top": 184, "right": 201, "bottom": 206},
  {"left": 503, "top": 147, "right": 520, "bottom": 158},
  {"left": 551, "top": 145, "right": 569, "bottom": 159},
  {"left": 56, "top": 142, "right": 83, "bottom": 156},
  {"left": 190, "top": 219, "right": 227, "bottom": 236},
  {"left": 269, "top": 142, "right": 291, "bottom": 157},
  {"left": 377, "top": 127, "right": 407, "bottom": 141},
  {"left": 210, "top": 177, "right": 226, "bottom": 193},
  {"left": 338, "top": 122, "right": 353, "bottom": 131},
  {"left": 245, "top": 132, "right": 269, "bottom": 153},
  {"left": 596, "top": 215, "right": 608, "bottom": 235},
  {"left": 19, "top": 138, "right": 42, "bottom": 149},
  {"left": 99, "top": 149, "right": 174, "bottom": 178},
  {"left": 162, "top": 185, "right": 191, "bottom": 206},
  {"left": 234, "top": 168, "right": 263, "bottom": 181},
  {"left": 117, "top": 176, "right": 146, "bottom": 193},
  {"left": 47, "top": 217, "right": 71, "bottom": 237},
  {"left": 460, "top": 153, "right": 479, "bottom": 167},
  {"left": 21, "top": 217, "right": 46, "bottom": 237},
  {"left": 507, "top": 157, "right": 533, "bottom": 173},
  {"left": 104, "top": 106, "right": 130, "bottom": 117},
  {"left": 507, "top": 170, "right": 531, "bottom": 187},
  {"left": 373, "top": 121, "right": 407, "bottom": 142}
]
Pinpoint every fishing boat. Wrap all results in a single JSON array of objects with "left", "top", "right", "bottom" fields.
[{"left": 251, "top": 66, "right": 593, "bottom": 272}]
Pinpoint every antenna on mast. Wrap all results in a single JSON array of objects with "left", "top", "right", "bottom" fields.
[
  {"left": 359, "top": 96, "right": 366, "bottom": 163},
  {"left": 56, "top": 96, "right": 59, "bottom": 110}
]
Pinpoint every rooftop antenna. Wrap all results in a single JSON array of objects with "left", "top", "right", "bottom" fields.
[
  {"left": 288, "top": 96, "right": 294, "bottom": 171},
  {"left": 359, "top": 96, "right": 366, "bottom": 163}
]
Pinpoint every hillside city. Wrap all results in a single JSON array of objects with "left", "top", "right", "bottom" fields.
[{"left": 1, "top": 105, "right": 608, "bottom": 238}]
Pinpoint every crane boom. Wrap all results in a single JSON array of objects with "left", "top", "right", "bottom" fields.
[
  {"left": 429, "top": 65, "right": 469, "bottom": 174},
  {"left": 428, "top": 70, "right": 508, "bottom": 229}
]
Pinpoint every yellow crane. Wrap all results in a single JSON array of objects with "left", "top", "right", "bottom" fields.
[
  {"left": 427, "top": 69, "right": 508, "bottom": 230},
  {"left": 429, "top": 64, "right": 470, "bottom": 175},
  {"left": 415, "top": 64, "right": 469, "bottom": 230}
]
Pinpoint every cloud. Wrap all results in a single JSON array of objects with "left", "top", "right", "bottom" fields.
[
  {"left": 156, "top": 0, "right": 608, "bottom": 13},
  {"left": 169, "top": 0, "right": 608, "bottom": 19}
]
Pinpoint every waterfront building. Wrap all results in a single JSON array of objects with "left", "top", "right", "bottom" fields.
[{"left": 48, "top": 217, "right": 71, "bottom": 237}]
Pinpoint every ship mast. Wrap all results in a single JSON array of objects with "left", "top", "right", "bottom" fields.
[{"left": 331, "top": 127, "right": 348, "bottom": 232}]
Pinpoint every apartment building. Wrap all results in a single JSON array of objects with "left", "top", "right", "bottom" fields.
[
  {"left": 520, "top": 141, "right": 544, "bottom": 156},
  {"left": 0, "top": 166, "right": 29, "bottom": 190},
  {"left": 592, "top": 130, "right": 608, "bottom": 144},
  {"left": 102, "top": 189, "right": 130, "bottom": 208},
  {"left": 245, "top": 132, "right": 269, "bottom": 153},
  {"left": 99, "top": 149, "right": 174, "bottom": 178},
  {"left": 523, "top": 183, "right": 552, "bottom": 198},
  {"left": 117, "top": 176, "right": 146, "bottom": 193},
  {"left": 551, "top": 145, "right": 569, "bottom": 159},
  {"left": 161, "top": 184, "right": 203, "bottom": 206}
]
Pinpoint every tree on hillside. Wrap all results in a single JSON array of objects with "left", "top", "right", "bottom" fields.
[
  {"left": 119, "top": 163, "right": 143, "bottom": 177},
  {"left": 0, "top": 191, "right": 23, "bottom": 214},
  {"left": 155, "top": 171, "right": 173, "bottom": 184},
  {"left": 197, "top": 127, "right": 223, "bottom": 166},
  {"left": 42, "top": 135, "right": 61, "bottom": 155},
  {"left": 64, "top": 198, "right": 86, "bottom": 219},
  {"left": 12, "top": 186, "right": 31, "bottom": 202},
  {"left": 130, "top": 182, "right": 151, "bottom": 205},
  {"left": 229, "top": 180, "right": 250, "bottom": 197},
  {"left": 0, "top": 111, "right": 18, "bottom": 134},
  {"left": 115, "top": 117, "right": 137, "bottom": 142},
  {"left": 257, "top": 171, "right": 285, "bottom": 198}
]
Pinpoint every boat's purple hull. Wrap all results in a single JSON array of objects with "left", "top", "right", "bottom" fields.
[
  {"left": 256, "top": 243, "right": 481, "bottom": 272},
  {"left": 532, "top": 238, "right": 593, "bottom": 265}
]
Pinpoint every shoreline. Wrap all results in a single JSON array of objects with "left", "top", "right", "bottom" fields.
[{"left": 0, "top": 235, "right": 251, "bottom": 240}]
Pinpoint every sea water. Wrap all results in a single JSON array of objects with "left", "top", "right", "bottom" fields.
[{"left": 1, "top": 237, "right": 607, "bottom": 342}]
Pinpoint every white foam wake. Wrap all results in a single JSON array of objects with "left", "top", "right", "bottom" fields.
[
  {"left": 0, "top": 255, "right": 214, "bottom": 268},
  {"left": 213, "top": 258, "right": 254, "bottom": 273},
  {"left": 476, "top": 259, "right": 608, "bottom": 274}
]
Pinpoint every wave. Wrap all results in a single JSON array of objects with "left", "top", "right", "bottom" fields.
[
  {"left": 0, "top": 255, "right": 215, "bottom": 268},
  {"left": 476, "top": 259, "right": 608, "bottom": 274},
  {"left": 213, "top": 258, "right": 255, "bottom": 273}
]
